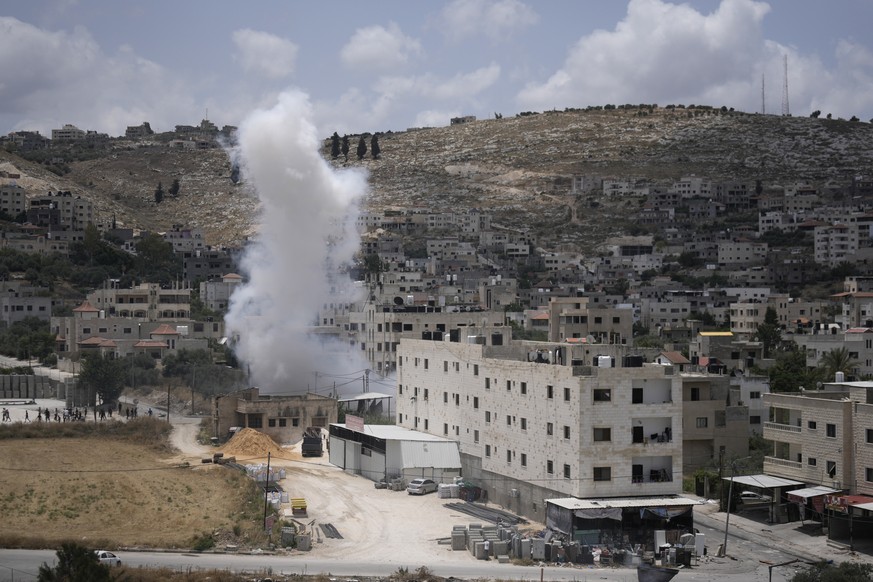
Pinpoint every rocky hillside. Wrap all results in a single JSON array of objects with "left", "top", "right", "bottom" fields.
[{"left": 4, "top": 106, "right": 873, "bottom": 251}]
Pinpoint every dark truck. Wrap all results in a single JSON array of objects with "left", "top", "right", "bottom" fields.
[{"left": 301, "top": 427, "right": 323, "bottom": 457}]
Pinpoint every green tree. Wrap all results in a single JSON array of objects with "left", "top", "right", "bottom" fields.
[
  {"left": 168, "top": 178, "right": 180, "bottom": 197},
  {"left": 134, "top": 233, "right": 182, "bottom": 283},
  {"left": 154, "top": 182, "right": 164, "bottom": 204},
  {"left": 330, "top": 132, "right": 341, "bottom": 159},
  {"left": 82, "top": 224, "right": 101, "bottom": 265},
  {"left": 791, "top": 561, "right": 873, "bottom": 582},
  {"left": 78, "top": 353, "right": 126, "bottom": 405},
  {"left": 356, "top": 136, "right": 367, "bottom": 160},
  {"left": 370, "top": 133, "right": 381, "bottom": 159},
  {"left": 819, "top": 346, "right": 860, "bottom": 381},
  {"left": 38, "top": 542, "right": 112, "bottom": 582},
  {"left": 755, "top": 307, "right": 782, "bottom": 358},
  {"left": 768, "top": 349, "right": 823, "bottom": 393},
  {"left": 341, "top": 135, "right": 350, "bottom": 161}
]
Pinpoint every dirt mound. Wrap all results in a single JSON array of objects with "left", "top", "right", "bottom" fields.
[{"left": 221, "top": 428, "right": 291, "bottom": 460}]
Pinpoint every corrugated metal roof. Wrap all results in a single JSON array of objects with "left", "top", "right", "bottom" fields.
[
  {"left": 787, "top": 486, "right": 840, "bottom": 499},
  {"left": 547, "top": 496, "right": 699, "bottom": 510},
  {"left": 723, "top": 474, "right": 804, "bottom": 488},
  {"left": 699, "top": 331, "right": 733, "bottom": 337},
  {"left": 399, "top": 440, "right": 461, "bottom": 469}
]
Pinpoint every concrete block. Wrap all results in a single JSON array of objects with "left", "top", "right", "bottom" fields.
[
  {"left": 497, "top": 555, "right": 510, "bottom": 563},
  {"left": 295, "top": 534, "right": 311, "bottom": 551},
  {"left": 452, "top": 533, "right": 466, "bottom": 551},
  {"left": 520, "top": 538, "right": 531, "bottom": 559},
  {"left": 492, "top": 540, "right": 509, "bottom": 557},
  {"left": 474, "top": 541, "right": 487, "bottom": 560},
  {"left": 532, "top": 538, "right": 545, "bottom": 560}
]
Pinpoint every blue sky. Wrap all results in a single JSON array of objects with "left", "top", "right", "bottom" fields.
[{"left": 2, "top": 0, "right": 873, "bottom": 138}]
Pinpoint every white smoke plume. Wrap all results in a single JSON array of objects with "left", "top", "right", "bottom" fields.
[{"left": 225, "top": 90, "right": 368, "bottom": 393}]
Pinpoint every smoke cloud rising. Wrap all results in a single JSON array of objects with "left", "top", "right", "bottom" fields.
[{"left": 225, "top": 90, "right": 368, "bottom": 393}]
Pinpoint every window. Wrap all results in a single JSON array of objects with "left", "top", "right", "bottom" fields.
[
  {"left": 521, "top": 382, "right": 527, "bottom": 395},
  {"left": 444, "top": 423, "right": 448, "bottom": 435},
  {"left": 563, "top": 464, "right": 571, "bottom": 479},
  {"left": 424, "top": 388, "right": 429, "bottom": 400},
  {"left": 547, "top": 460, "right": 554, "bottom": 474},
  {"left": 593, "top": 427, "right": 611, "bottom": 442},
  {"left": 520, "top": 418, "right": 527, "bottom": 430},
  {"left": 507, "top": 415, "right": 512, "bottom": 426},
  {"left": 485, "top": 411, "right": 491, "bottom": 423},
  {"left": 826, "top": 423, "right": 836, "bottom": 438},
  {"left": 867, "top": 429, "right": 873, "bottom": 444},
  {"left": 424, "top": 419, "right": 428, "bottom": 430},
  {"left": 292, "top": 418, "right": 300, "bottom": 427},
  {"left": 547, "top": 422, "right": 554, "bottom": 436},
  {"left": 474, "top": 430, "right": 479, "bottom": 443},
  {"left": 563, "top": 425, "right": 570, "bottom": 439},
  {"left": 278, "top": 419, "right": 286, "bottom": 427},
  {"left": 424, "top": 359, "right": 428, "bottom": 370},
  {"left": 485, "top": 444, "right": 491, "bottom": 457},
  {"left": 474, "top": 364, "right": 479, "bottom": 376},
  {"left": 632, "top": 388, "right": 643, "bottom": 404},
  {"left": 521, "top": 453, "right": 527, "bottom": 467},
  {"left": 808, "top": 421, "right": 817, "bottom": 430},
  {"left": 696, "top": 417, "right": 708, "bottom": 428},
  {"left": 507, "top": 380, "right": 512, "bottom": 391},
  {"left": 593, "top": 467, "right": 611, "bottom": 481},
  {"left": 444, "top": 361, "right": 448, "bottom": 372},
  {"left": 268, "top": 418, "right": 276, "bottom": 427},
  {"left": 547, "top": 385, "right": 554, "bottom": 399},
  {"left": 808, "top": 457, "right": 817, "bottom": 466},
  {"left": 827, "top": 461, "right": 837, "bottom": 478},
  {"left": 485, "top": 378, "right": 490, "bottom": 390},
  {"left": 506, "top": 450, "right": 512, "bottom": 463},
  {"left": 593, "top": 389, "right": 611, "bottom": 402},
  {"left": 690, "top": 387, "right": 700, "bottom": 401},
  {"left": 749, "top": 391, "right": 762, "bottom": 399},
  {"left": 473, "top": 396, "right": 479, "bottom": 409},
  {"left": 248, "top": 415, "right": 263, "bottom": 429},
  {"left": 750, "top": 416, "right": 761, "bottom": 424},
  {"left": 564, "top": 387, "right": 571, "bottom": 402}
]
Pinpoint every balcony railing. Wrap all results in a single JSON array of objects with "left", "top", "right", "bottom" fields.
[
  {"left": 764, "top": 456, "right": 802, "bottom": 469},
  {"left": 631, "top": 470, "right": 673, "bottom": 484},
  {"left": 764, "top": 422, "right": 801, "bottom": 433}
]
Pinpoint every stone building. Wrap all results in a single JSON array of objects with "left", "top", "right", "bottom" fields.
[{"left": 213, "top": 387, "right": 338, "bottom": 445}]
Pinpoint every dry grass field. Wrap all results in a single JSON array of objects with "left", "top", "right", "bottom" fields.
[{"left": 0, "top": 418, "right": 267, "bottom": 549}]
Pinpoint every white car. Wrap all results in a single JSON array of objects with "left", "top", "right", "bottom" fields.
[
  {"left": 406, "top": 478, "right": 438, "bottom": 495},
  {"left": 740, "top": 491, "right": 772, "bottom": 503},
  {"left": 94, "top": 550, "right": 121, "bottom": 566}
]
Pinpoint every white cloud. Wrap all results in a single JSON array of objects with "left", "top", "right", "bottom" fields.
[
  {"left": 516, "top": 0, "right": 873, "bottom": 120},
  {"left": 441, "top": 0, "right": 538, "bottom": 42},
  {"left": 340, "top": 22, "right": 422, "bottom": 72},
  {"left": 374, "top": 63, "right": 500, "bottom": 100},
  {"left": 0, "top": 17, "right": 202, "bottom": 136},
  {"left": 232, "top": 28, "right": 298, "bottom": 79}
]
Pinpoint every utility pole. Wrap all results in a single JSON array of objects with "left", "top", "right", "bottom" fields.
[
  {"left": 263, "top": 451, "right": 272, "bottom": 537},
  {"left": 166, "top": 383, "right": 171, "bottom": 424}
]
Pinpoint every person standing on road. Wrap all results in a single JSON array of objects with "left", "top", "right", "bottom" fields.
[{"left": 24, "top": 410, "right": 30, "bottom": 422}]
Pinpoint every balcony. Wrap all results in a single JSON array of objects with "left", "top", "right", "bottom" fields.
[
  {"left": 763, "top": 456, "right": 802, "bottom": 470},
  {"left": 764, "top": 421, "right": 800, "bottom": 433}
]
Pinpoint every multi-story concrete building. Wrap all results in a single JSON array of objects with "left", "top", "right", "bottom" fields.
[
  {"left": 546, "top": 296, "right": 633, "bottom": 344},
  {"left": 200, "top": 273, "right": 242, "bottom": 313},
  {"left": 762, "top": 382, "right": 873, "bottom": 497},
  {"left": 86, "top": 282, "right": 191, "bottom": 320},
  {"left": 27, "top": 191, "right": 94, "bottom": 231},
  {"left": 51, "top": 124, "right": 86, "bottom": 141},
  {"left": 0, "top": 281, "right": 53, "bottom": 327},
  {"left": 396, "top": 337, "right": 748, "bottom": 522},
  {"left": 815, "top": 224, "right": 858, "bottom": 267},
  {"left": 348, "top": 301, "right": 507, "bottom": 374},
  {"left": 0, "top": 184, "right": 27, "bottom": 218},
  {"left": 182, "top": 248, "right": 237, "bottom": 283},
  {"left": 717, "top": 241, "right": 769, "bottom": 267}
]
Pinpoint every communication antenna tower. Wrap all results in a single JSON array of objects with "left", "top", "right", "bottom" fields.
[
  {"left": 761, "top": 73, "right": 765, "bottom": 115},
  {"left": 782, "top": 55, "right": 790, "bottom": 116}
]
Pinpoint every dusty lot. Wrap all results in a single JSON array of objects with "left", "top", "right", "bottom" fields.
[
  {"left": 0, "top": 425, "right": 262, "bottom": 548},
  {"left": 174, "top": 426, "right": 506, "bottom": 566}
]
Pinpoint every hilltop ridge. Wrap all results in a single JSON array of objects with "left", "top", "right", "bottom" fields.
[{"left": 4, "top": 106, "right": 873, "bottom": 250}]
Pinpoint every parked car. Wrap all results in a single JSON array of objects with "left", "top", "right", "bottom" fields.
[
  {"left": 739, "top": 491, "right": 771, "bottom": 503},
  {"left": 406, "top": 478, "right": 438, "bottom": 495},
  {"left": 94, "top": 550, "right": 121, "bottom": 566}
]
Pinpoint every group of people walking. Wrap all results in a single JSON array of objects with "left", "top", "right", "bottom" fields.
[{"left": 0, "top": 405, "right": 143, "bottom": 423}]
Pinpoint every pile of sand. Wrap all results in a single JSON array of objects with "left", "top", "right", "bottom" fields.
[{"left": 221, "top": 428, "right": 291, "bottom": 459}]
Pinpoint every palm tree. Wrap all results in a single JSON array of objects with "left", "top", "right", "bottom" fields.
[{"left": 819, "top": 347, "right": 859, "bottom": 381}]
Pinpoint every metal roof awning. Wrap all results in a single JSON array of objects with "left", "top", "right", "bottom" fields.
[
  {"left": 723, "top": 474, "right": 804, "bottom": 489},
  {"left": 547, "top": 496, "right": 699, "bottom": 510},
  {"left": 787, "top": 486, "right": 840, "bottom": 500},
  {"left": 338, "top": 392, "right": 393, "bottom": 402}
]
